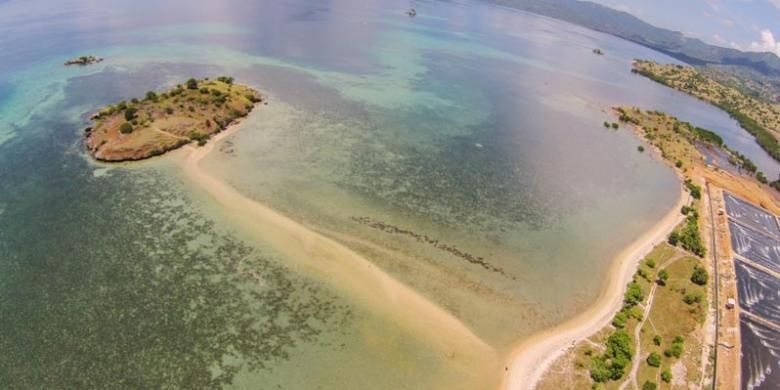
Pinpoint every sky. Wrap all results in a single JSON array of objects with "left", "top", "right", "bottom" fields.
[{"left": 590, "top": 0, "right": 780, "bottom": 56}]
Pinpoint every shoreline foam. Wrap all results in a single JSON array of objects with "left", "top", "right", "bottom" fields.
[{"left": 500, "top": 186, "right": 688, "bottom": 390}]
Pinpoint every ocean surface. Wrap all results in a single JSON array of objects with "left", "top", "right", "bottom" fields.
[{"left": 0, "top": 0, "right": 770, "bottom": 388}]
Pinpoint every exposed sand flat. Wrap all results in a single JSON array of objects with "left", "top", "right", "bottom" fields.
[
  {"left": 178, "top": 120, "right": 497, "bottom": 373},
  {"left": 501, "top": 187, "right": 688, "bottom": 390}
]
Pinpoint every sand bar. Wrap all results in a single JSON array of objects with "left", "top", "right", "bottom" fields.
[{"left": 178, "top": 119, "right": 498, "bottom": 373}]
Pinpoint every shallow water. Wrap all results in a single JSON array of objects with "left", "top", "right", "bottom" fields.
[{"left": 0, "top": 0, "right": 771, "bottom": 388}]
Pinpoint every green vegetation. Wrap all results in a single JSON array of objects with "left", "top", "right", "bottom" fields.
[
  {"left": 642, "top": 381, "right": 657, "bottom": 390},
  {"left": 637, "top": 145, "right": 645, "bottom": 152},
  {"left": 119, "top": 122, "right": 133, "bottom": 134},
  {"left": 189, "top": 131, "right": 211, "bottom": 147},
  {"left": 217, "top": 76, "right": 234, "bottom": 84},
  {"left": 590, "top": 330, "right": 634, "bottom": 382},
  {"left": 657, "top": 269, "right": 669, "bottom": 285},
  {"left": 669, "top": 203, "right": 705, "bottom": 257},
  {"left": 661, "top": 370, "right": 672, "bottom": 383},
  {"left": 684, "top": 179, "right": 701, "bottom": 200},
  {"left": 646, "top": 352, "right": 661, "bottom": 367},
  {"left": 652, "top": 335, "right": 662, "bottom": 346},
  {"left": 186, "top": 78, "right": 198, "bottom": 90},
  {"left": 664, "top": 336, "right": 684, "bottom": 358},
  {"left": 690, "top": 265, "right": 708, "bottom": 286},
  {"left": 124, "top": 107, "right": 138, "bottom": 121}
]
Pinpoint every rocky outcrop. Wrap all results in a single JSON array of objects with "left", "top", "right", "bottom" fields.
[{"left": 65, "top": 56, "right": 103, "bottom": 66}]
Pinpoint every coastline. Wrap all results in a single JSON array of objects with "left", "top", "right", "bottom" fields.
[
  {"left": 501, "top": 184, "right": 689, "bottom": 390},
  {"left": 177, "top": 118, "right": 499, "bottom": 375}
]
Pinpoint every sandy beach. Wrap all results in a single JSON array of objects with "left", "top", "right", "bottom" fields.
[
  {"left": 500, "top": 186, "right": 689, "bottom": 390},
  {"left": 178, "top": 118, "right": 498, "bottom": 374}
]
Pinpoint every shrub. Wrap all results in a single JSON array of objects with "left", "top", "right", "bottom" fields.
[
  {"left": 119, "top": 122, "right": 133, "bottom": 134},
  {"left": 611, "top": 122, "right": 619, "bottom": 129},
  {"left": 624, "top": 282, "right": 644, "bottom": 307},
  {"left": 676, "top": 160, "right": 683, "bottom": 168},
  {"left": 130, "top": 98, "right": 139, "bottom": 104},
  {"left": 647, "top": 259, "right": 656, "bottom": 268},
  {"left": 684, "top": 179, "right": 702, "bottom": 199},
  {"left": 165, "top": 107, "right": 174, "bottom": 115},
  {"left": 653, "top": 335, "right": 662, "bottom": 346},
  {"left": 612, "top": 311, "right": 628, "bottom": 328},
  {"left": 145, "top": 91, "right": 158, "bottom": 101},
  {"left": 646, "top": 352, "right": 661, "bottom": 367},
  {"left": 186, "top": 78, "right": 198, "bottom": 90},
  {"left": 691, "top": 265, "right": 708, "bottom": 286},
  {"left": 604, "top": 121, "right": 610, "bottom": 128},
  {"left": 661, "top": 370, "right": 672, "bottom": 383},
  {"left": 642, "top": 381, "right": 657, "bottom": 390},
  {"left": 757, "top": 171, "right": 768, "bottom": 184},
  {"left": 683, "top": 291, "right": 702, "bottom": 305},
  {"left": 657, "top": 269, "right": 669, "bottom": 285},
  {"left": 590, "top": 357, "right": 611, "bottom": 383},
  {"left": 124, "top": 107, "right": 138, "bottom": 121},
  {"left": 217, "top": 76, "right": 234, "bottom": 84},
  {"left": 664, "top": 337, "right": 684, "bottom": 358},
  {"left": 668, "top": 231, "right": 679, "bottom": 246},
  {"left": 638, "top": 145, "right": 645, "bottom": 152}
]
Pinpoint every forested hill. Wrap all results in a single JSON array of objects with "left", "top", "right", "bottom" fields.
[{"left": 489, "top": 0, "right": 780, "bottom": 77}]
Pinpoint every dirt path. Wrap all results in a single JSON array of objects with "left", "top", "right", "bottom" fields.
[{"left": 620, "top": 253, "right": 685, "bottom": 390}]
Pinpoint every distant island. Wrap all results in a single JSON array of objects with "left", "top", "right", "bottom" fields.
[
  {"left": 487, "top": 0, "right": 780, "bottom": 101},
  {"left": 632, "top": 60, "right": 780, "bottom": 167},
  {"left": 85, "top": 77, "right": 262, "bottom": 162},
  {"left": 65, "top": 55, "right": 103, "bottom": 66}
]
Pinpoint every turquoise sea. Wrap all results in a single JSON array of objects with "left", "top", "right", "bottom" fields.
[{"left": 0, "top": 0, "right": 771, "bottom": 388}]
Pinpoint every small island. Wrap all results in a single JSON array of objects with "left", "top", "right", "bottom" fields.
[
  {"left": 65, "top": 55, "right": 103, "bottom": 66},
  {"left": 85, "top": 77, "right": 262, "bottom": 162}
]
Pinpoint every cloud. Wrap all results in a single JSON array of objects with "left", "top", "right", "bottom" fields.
[
  {"left": 768, "top": 0, "right": 780, "bottom": 10},
  {"left": 748, "top": 29, "right": 780, "bottom": 56}
]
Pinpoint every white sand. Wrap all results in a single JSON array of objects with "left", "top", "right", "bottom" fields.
[
  {"left": 501, "top": 188, "right": 688, "bottom": 390},
  {"left": 178, "top": 121, "right": 497, "bottom": 371}
]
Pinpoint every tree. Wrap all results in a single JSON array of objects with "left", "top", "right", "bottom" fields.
[
  {"left": 186, "top": 78, "right": 198, "bottom": 90},
  {"left": 653, "top": 335, "right": 662, "bottom": 346},
  {"left": 691, "top": 265, "right": 708, "bottom": 286},
  {"left": 145, "top": 91, "right": 158, "bottom": 101},
  {"left": 646, "top": 352, "right": 661, "bottom": 367},
  {"left": 661, "top": 370, "right": 672, "bottom": 383},
  {"left": 642, "top": 381, "right": 657, "bottom": 390},
  {"left": 668, "top": 231, "right": 680, "bottom": 246},
  {"left": 624, "top": 282, "right": 644, "bottom": 307},
  {"left": 590, "top": 357, "right": 611, "bottom": 383},
  {"left": 646, "top": 258, "right": 656, "bottom": 268},
  {"left": 124, "top": 107, "right": 138, "bottom": 121},
  {"left": 757, "top": 171, "right": 768, "bottom": 184},
  {"left": 119, "top": 122, "right": 134, "bottom": 134}
]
